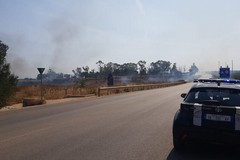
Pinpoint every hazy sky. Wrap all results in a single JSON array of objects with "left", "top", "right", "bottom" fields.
[{"left": 1, "top": 0, "right": 240, "bottom": 78}]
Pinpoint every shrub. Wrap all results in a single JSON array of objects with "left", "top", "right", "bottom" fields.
[{"left": 0, "top": 41, "right": 18, "bottom": 108}]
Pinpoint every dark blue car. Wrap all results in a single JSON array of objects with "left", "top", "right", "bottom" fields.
[{"left": 173, "top": 79, "right": 240, "bottom": 150}]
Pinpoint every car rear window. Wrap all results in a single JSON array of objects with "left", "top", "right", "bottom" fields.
[{"left": 185, "top": 88, "right": 240, "bottom": 106}]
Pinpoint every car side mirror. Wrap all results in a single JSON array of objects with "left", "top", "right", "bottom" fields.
[{"left": 181, "top": 93, "right": 187, "bottom": 98}]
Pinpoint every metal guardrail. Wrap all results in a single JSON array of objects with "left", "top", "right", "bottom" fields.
[{"left": 97, "top": 81, "right": 186, "bottom": 97}]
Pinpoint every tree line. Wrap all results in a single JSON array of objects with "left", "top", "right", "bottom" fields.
[
  {"left": 71, "top": 60, "right": 198, "bottom": 78},
  {"left": 39, "top": 60, "right": 199, "bottom": 80}
]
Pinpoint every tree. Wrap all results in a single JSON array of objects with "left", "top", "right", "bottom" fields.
[
  {"left": 0, "top": 41, "right": 18, "bottom": 108},
  {"left": 170, "top": 63, "right": 182, "bottom": 78},
  {"left": 89, "top": 69, "right": 95, "bottom": 78},
  {"left": 171, "top": 63, "right": 177, "bottom": 73},
  {"left": 137, "top": 60, "right": 147, "bottom": 76},
  {"left": 46, "top": 69, "right": 58, "bottom": 80},
  {"left": 64, "top": 74, "right": 71, "bottom": 79},
  {"left": 112, "top": 63, "right": 121, "bottom": 75},
  {"left": 82, "top": 66, "right": 89, "bottom": 78},
  {"left": 148, "top": 60, "right": 171, "bottom": 75},
  {"left": 102, "top": 62, "right": 114, "bottom": 76},
  {"left": 119, "top": 63, "right": 138, "bottom": 76},
  {"left": 189, "top": 63, "right": 199, "bottom": 75},
  {"left": 96, "top": 60, "right": 104, "bottom": 73},
  {"left": 72, "top": 67, "right": 82, "bottom": 78}
]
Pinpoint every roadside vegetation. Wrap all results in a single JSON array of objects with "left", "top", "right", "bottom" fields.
[
  {"left": 0, "top": 41, "right": 18, "bottom": 108},
  {"left": 35, "top": 60, "right": 199, "bottom": 83},
  {"left": 0, "top": 40, "right": 199, "bottom": 108}
]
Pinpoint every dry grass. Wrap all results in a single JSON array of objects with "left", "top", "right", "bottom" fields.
[
  {"left": 7, "top": 79, "right": 185, "bottom": 106},
  {"left": 8, "top": 85, "right": 97, "bottom": 106},
  {"left": 8, "top": 79, "right": 140, "bottom": 105}
]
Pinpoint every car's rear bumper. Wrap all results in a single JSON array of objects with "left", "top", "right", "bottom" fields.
[{"left": 173, "top": 124, "right": 240, "bottom": 145}]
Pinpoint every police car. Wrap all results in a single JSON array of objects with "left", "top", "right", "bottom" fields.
[{"left": 173, "top": 79, "right": 240, "bottom": 150}]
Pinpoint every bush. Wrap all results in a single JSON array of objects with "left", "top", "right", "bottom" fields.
[{"left": 0, "top": 41, "right": 18, "bottom": 108}]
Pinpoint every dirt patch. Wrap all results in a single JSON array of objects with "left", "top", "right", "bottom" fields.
[
  {"left": 0, "top": 97, "right": 86, "bottom": 112},
  {"left": 0, "top": 103, "right": 23, "bottom": 112}
]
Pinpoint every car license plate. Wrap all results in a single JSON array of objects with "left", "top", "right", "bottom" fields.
[{"left": 205, "top": 114, "right": 231, "bottom": 122}]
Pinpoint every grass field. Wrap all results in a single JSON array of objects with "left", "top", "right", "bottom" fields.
[
  {"left": 7, "top": 79, "right": 185, "bottom": 106},
  {"left": 7, "top": 85, "right": 96, "bottom": 105},
  {"left": 8, "top": 79, "right": 124, "bottom": 105}
]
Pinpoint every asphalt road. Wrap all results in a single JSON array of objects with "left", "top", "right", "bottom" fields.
[{"left": 0, "top": 83, "right": 239, "bottom": 160}]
